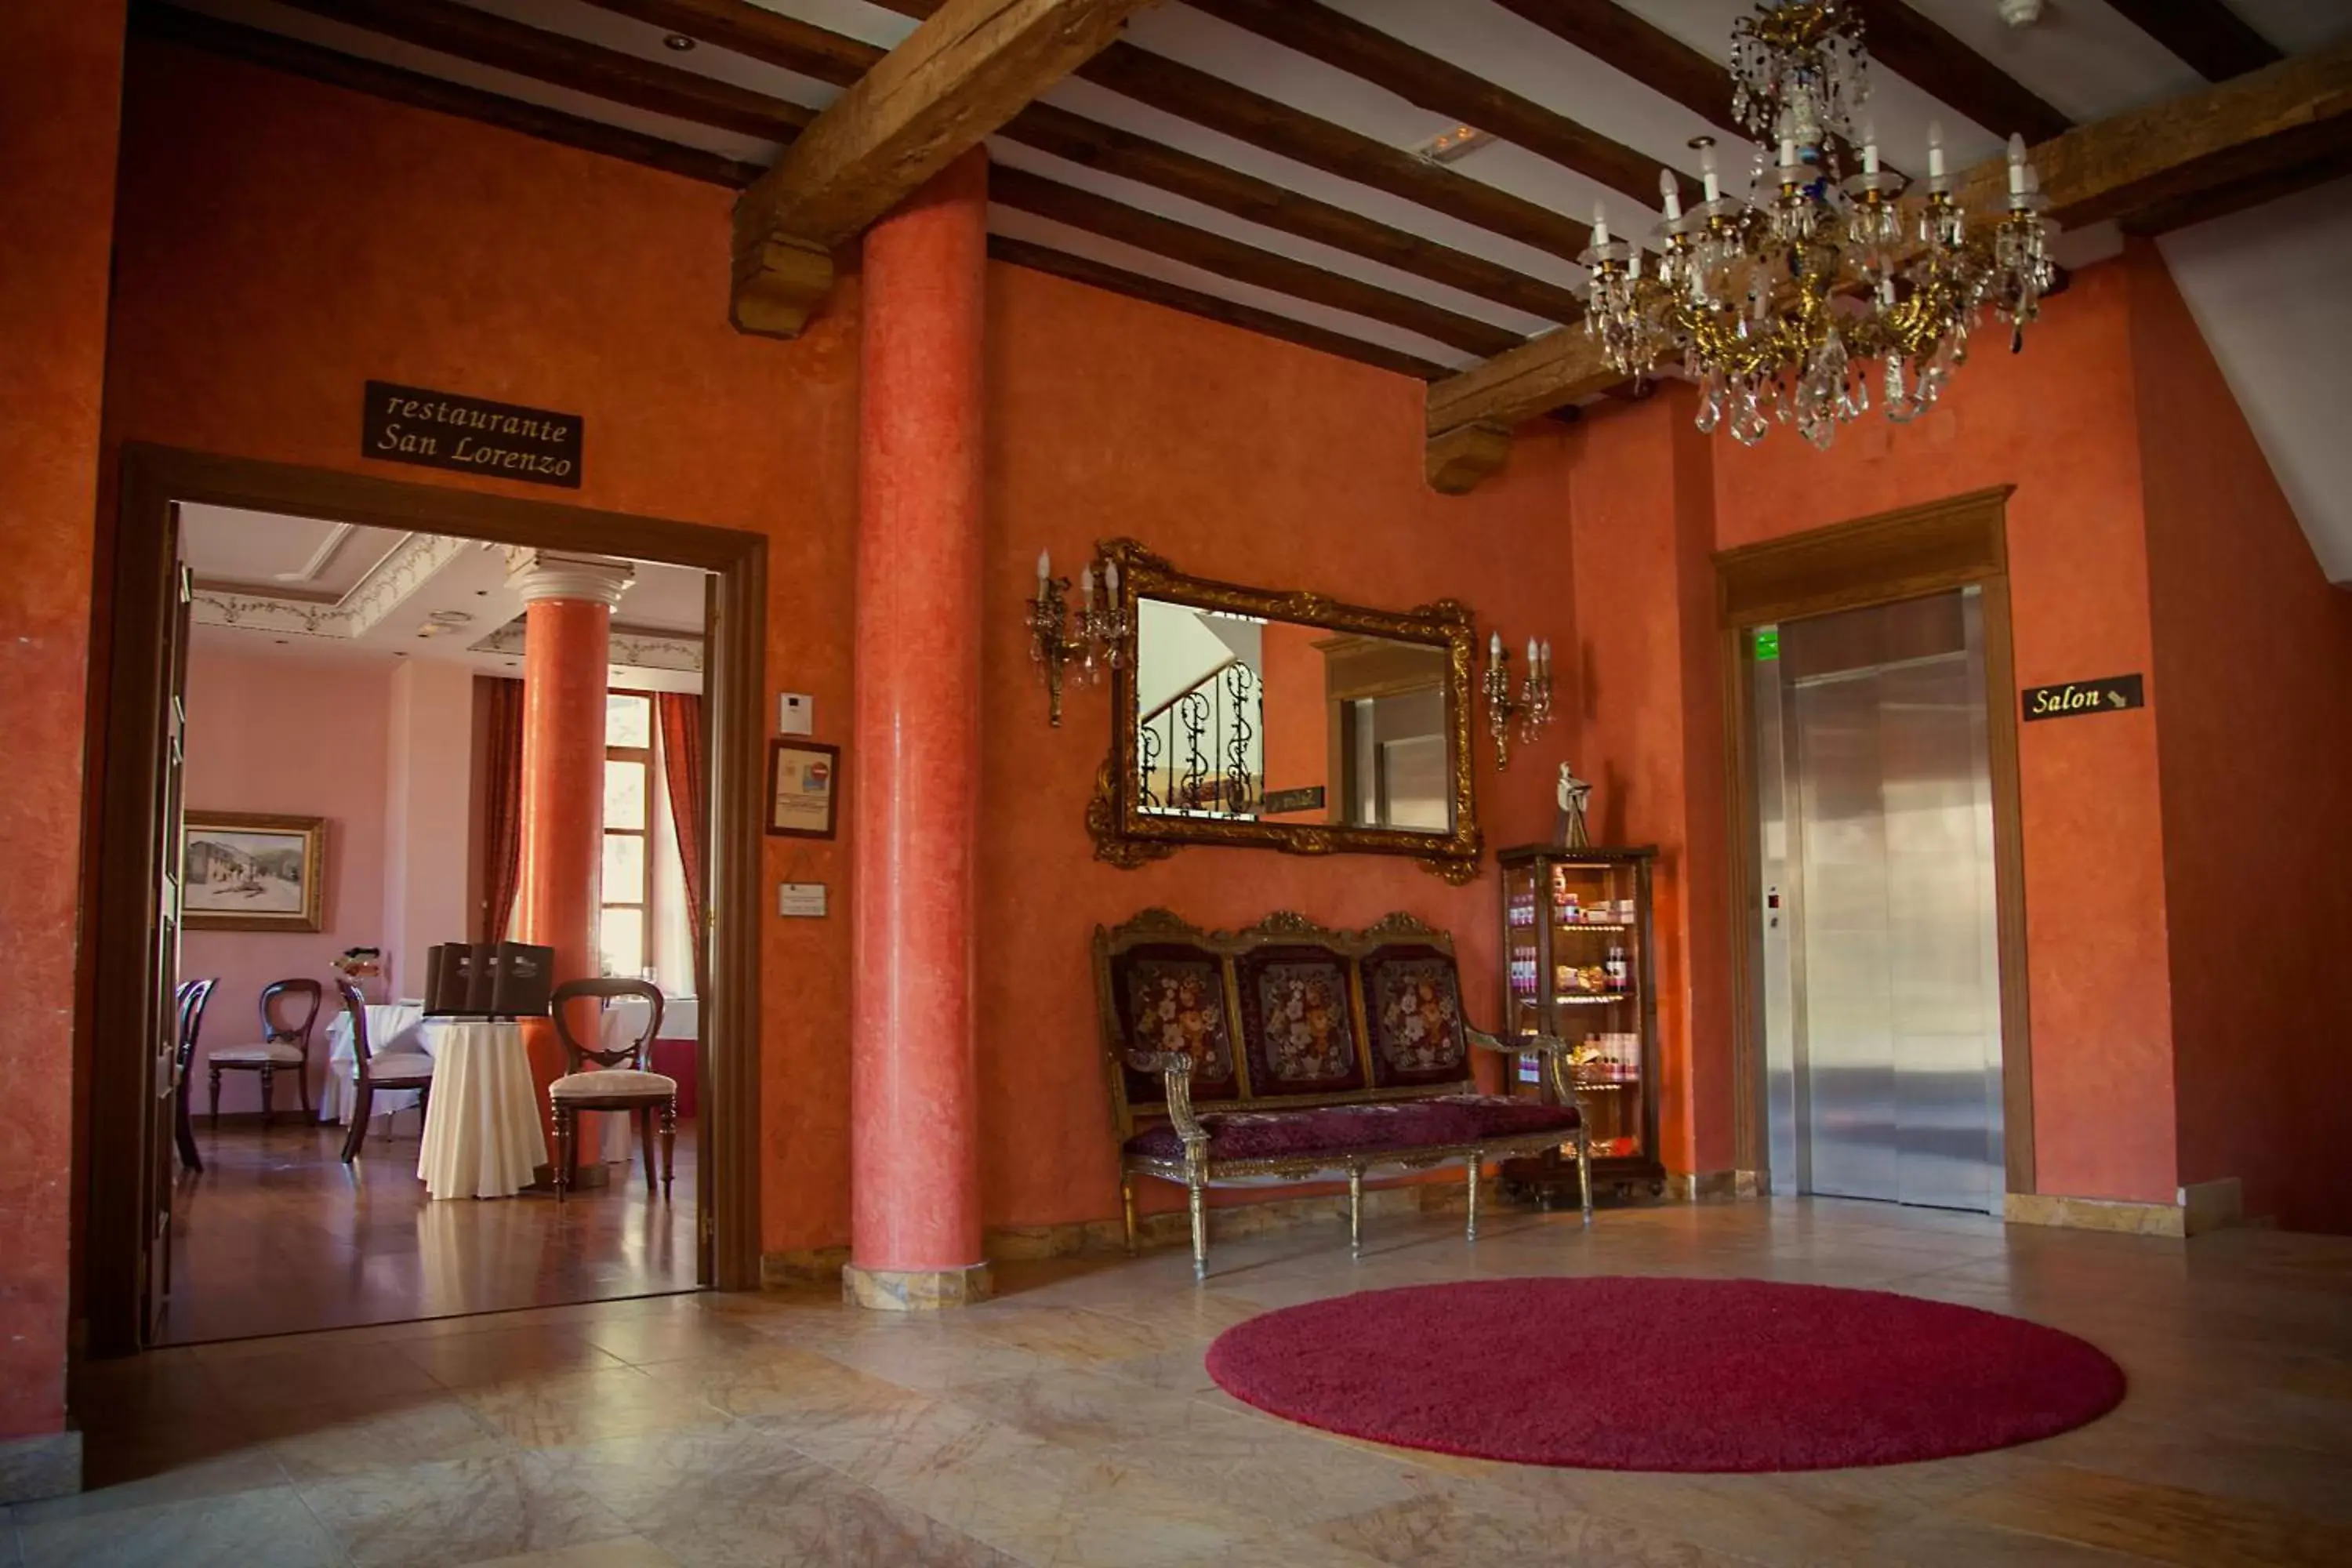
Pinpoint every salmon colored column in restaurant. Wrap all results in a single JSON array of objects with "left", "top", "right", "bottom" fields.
[
  {"left": 845, "top": 148, "right": 991, "bottom": 1310},
  {"left": 510, "top": 555, "right": 633, "bottom": 1158}
]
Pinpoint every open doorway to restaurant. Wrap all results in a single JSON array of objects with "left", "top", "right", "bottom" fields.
[{"left": 82, "top": 447, "right": 765, "bottom": 1356}]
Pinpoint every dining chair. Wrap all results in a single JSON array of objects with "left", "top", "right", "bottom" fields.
[
  {"left": 172, "top": 978, "right": 217, "bottom": 1174},
  {"left": 206, "top": 977, "right": 324, "bottom": 1127},
  {"left": 548, "top": 978, "right": 676, "bottom": 1202},
  {"left": 336, "top": 978, "right": 437, "bottom": 1164}
]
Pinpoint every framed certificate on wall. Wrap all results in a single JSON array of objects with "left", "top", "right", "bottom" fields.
[{"left": 767, "top": 740, "right": 840, "bottom": 840}]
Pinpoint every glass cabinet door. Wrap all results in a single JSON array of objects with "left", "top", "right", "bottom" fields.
[{"left": 1544, "top": 858, "right": 1646, "bottom": 1162}]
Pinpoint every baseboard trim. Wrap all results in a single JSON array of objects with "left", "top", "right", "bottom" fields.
[
  {"left": 0, "top": 1428, "right": 82, "bottom": 1505},
  {"left": 2004, "top": 1178, "right": 2245, "bottom": 1239},
  {"left": 1665, "top": 1170, "right": 1744, "bottom": 1202}
]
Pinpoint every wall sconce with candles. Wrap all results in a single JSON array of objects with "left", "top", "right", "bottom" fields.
[
  {"left": 1026, "top": 547, "right": 1128, "bottom": 727},
  {"left": 1483, "top": 632, "right": 1555, "bottom": 769}
]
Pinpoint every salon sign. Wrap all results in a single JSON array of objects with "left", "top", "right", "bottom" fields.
[
  {"left": 2022, "top": 673, "right": 2144, "bottom": 722},
  {"left": 362, "top": 379, "right": 583, "bottom": 488}
]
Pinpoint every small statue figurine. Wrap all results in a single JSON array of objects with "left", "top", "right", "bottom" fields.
[{"left": 1555, "top": 763, "right": 1592, "bottom": 850}]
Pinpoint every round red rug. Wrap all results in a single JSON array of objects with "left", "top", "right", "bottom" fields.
[{"left": 1205, "top": 1277, "right": 2125, "bottom": 1472}]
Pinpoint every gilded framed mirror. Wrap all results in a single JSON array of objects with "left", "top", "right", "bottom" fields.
[{"left": 1087, "top": 539, "right": 1483, "bottom": 883}]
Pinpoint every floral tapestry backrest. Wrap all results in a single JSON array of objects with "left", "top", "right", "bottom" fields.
[
  {"left": 1359, "top": 942, "right": 1474, "bottom": 1091},
  {"left": 1232, "top": 943, "right": 1370, "bottom": 1098},
  {"left": 1103, "top": 941, "right": 1243, "bottom": 1111}
]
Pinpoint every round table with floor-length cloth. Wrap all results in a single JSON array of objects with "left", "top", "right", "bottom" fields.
[
  {"left": 319, "top": 1002, "right": 429, "bottom": 1123},
  {"left": 416, "top": 1019, "right": 548, "bottom": 1200}
]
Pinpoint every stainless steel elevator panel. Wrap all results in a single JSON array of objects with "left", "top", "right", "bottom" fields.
[{"left": 1754, "top": 590, "right": 2004, "bottom": 1213}]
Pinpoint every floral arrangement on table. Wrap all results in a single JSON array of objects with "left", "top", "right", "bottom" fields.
[{"left": 332, "top": 946, "right": 383, "bottom": 1001}]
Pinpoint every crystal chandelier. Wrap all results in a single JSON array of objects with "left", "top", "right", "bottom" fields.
[{"left": 1579, "top": 0, "right": 2056, "bottom": 448}]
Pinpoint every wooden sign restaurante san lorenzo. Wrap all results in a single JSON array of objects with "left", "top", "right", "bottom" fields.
[{"left": 363, "top": 380, "right": 583, "bottom": 488}]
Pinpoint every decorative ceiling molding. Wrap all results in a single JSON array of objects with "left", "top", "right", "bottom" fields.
[
  {"left": 470, "top": 618, "right": 705, "bottom": 672},
  {"left": 191, "top": 590, "right": 355, "bottom": 640},
  {"left": 342, "top": 531, "right": 474, "bottom": 633}
]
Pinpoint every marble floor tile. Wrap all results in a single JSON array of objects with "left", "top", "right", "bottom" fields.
[
  {"left": 451, "top": 1535, "right": 682, "bottom": 1568},
  {"left": 49, "top": 1198, "right": 2352, "bottom": 1568},
  {"left": 256, "top": 1393, "right": 516, "bottom": 1482},
  {"left": 16, "top": 1484, "right": 345, "bottom": 1568},
  {"left": 1951, "top": 1462, "right": 2352, "bottom": 1566},
  {"left": 458, "top": 1367, "right": 734, "bottom": 1450},
  {"left": 299, "top": 1452, "right": 636, "bottom": 1568}
]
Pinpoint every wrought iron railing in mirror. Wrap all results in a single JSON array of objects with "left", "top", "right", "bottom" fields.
[{"left": 1138, "top": 658, "right": 1262, "bottom": 818}]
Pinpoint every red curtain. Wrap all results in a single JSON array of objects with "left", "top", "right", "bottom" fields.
[
  {"left": 479, "top": 677, "right": 526, "bottom": 943},
  {"left": 656, "top": 692, "right": 708, "bottom": 999}
]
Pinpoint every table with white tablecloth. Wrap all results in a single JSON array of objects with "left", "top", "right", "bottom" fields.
[
  {"left": 416, "top": 1018, "right": 547, "bottom": 1200},
  {"left": 320, "top": 1001, "right": 430, "bottom": 1123}
]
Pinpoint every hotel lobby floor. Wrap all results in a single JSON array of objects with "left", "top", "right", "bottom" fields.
[
  {"left": 157, "top": 1120, "right": 699, "bottom": 1345},
  {"left": 31, "top": 1198, "right": 2352, "bottom": 1566}
]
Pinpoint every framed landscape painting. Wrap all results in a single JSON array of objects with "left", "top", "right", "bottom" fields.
[{"left": 183, "top": 812, "right": 326, "bottom": 932}]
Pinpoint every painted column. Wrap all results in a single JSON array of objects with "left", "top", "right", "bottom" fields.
[
  {"left": 846, "top": 148, "right": 990, "bottom": 1310},
  {"left": 510, "top": 554, "right": 633, "bottom": 1156}
]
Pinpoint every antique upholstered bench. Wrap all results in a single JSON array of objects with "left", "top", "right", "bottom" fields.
[{"left": 1095, "top": 909, "right": 1591, "bottom": 1279}]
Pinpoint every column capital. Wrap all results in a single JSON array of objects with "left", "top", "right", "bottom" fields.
[{"left": 506, "top": 551, "right": 635, "bottom": 608}]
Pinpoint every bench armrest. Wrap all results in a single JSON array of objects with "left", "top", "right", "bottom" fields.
[
  {"left": 1465, "top": 1028, "right": 1584, "bottom": 1106},
  {"left": 1124, "top": 1049, "right": 1210, "bottom": 1160}
]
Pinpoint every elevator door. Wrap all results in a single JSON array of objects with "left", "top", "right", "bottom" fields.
[{"left": 1756, "top": 590, "right": 2004, "bottom": 1213}]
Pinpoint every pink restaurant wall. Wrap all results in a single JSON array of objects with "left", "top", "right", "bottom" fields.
[{"left": 180, "top": 644, "right": 393, "bottom": 1113}]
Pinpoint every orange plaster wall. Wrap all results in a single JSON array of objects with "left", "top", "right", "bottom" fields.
[
  {"left": 2129, "top": 241, "right": 2352, "bottom": 1232},
  {"left": 1704, "top": 260, "right": 2180, "bottom": 1204},
  {"left": 1, "top": 0, "right": 126, "bottom": 1444},
  {"left": 1566, "top": 390, "right": 1734, "bottom": 1174},
  {"left": 96, "top": 40, "right": 1583, "bottom": 1270},
  {"left": 978, "top": 269, "right": 1580, "bottom": 1224}
]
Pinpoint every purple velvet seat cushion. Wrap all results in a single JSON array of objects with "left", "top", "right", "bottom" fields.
[{"left": 1123, "top": 1094, "right": 1580, "bottom": 1162}]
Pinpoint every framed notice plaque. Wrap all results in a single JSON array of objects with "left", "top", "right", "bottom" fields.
[{"left": 767, "top": 740, "right": 840, "bottom": 840}]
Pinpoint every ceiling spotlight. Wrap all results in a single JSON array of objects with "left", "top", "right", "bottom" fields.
[
  {"left": 1998, "top": 0, "right": 2045, "bottom": 24},
  {"left": 662, "top": 33, "right": 696, "bottom": 51},
  {"left": 1413, "top": 123, "right": 1493, "bottom": 165}
]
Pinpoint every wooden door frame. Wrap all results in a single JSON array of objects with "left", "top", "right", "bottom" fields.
[
  {"left": 1714, "top": 486, "right": 2035, "bottom": 1199},
  {"left": 84, "top": 445, "right": 768, "bottom": 1356}
]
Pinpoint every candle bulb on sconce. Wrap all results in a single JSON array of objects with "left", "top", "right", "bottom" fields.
[{"left": 1025, "top": 543, "right": 1129, "bottom": 727}]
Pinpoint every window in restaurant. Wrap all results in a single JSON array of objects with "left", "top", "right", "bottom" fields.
[{"left": 600, "top": 690, "right": 652, "bottom": 977}]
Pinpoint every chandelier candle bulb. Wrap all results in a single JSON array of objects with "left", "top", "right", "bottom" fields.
[
  {"left": 1700, "top": 143, "right": 1721, "bottom": 202},
  {"left": 1104, "top": 559, "right": 1119, "bottom": 597},
  {"left": 2008, "top": 133, "right": 2028, "bottom": 197},
  {"left": 1780, "top": 136, "right": 1797, "bottom": 175},
  {"left": 1036, "top": 548, "right": 1050, "bottom": 589},
  {"left": 1660, "top": 167, "right": 1682, "bottom": 223},
  {"left": 1927, "top": 121, "right": 1947, "bottom": 183},
  {"left": 1862, "top": 123, "right": 1879, "bottom": 176},
  {"left": 1080, "top": 563, "right": 1094, "bottom": 607},
  {"left": 1592, "top": 205, "right": 1610, "bottom": 248},
  {"left": 1490, "top": 630, "right": 1504, "bottom": 661}
]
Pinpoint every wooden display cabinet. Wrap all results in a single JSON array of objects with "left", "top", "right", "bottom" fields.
[{"left": 1495, "top": 845, "right": 1665, "bottom": 1203}]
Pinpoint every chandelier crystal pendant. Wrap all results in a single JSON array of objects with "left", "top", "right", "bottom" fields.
[{"left": 1579, "top": 0, "right": 2056, "bottom": 449}]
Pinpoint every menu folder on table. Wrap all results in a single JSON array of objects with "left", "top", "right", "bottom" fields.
[
  {"left": 488, "top": 942, "right": 554, "bottom": 1018},
  {"left": 420, "top": 940, "right": 555, "bottom": 1018}
]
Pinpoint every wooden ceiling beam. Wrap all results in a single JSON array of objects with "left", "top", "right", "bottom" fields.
[
  {"left": 1425, "top": 38, "right": 2352, "bottom": 485},
  {"left": 986, "top": 234, "right": 1450, "bottom": 378},
  {"left": 1182, "top": 0, "right": 1697, "bottom": 208},
  {"left": 581, "top": 0, "right": 1584, "bottom": 322},
  {"left": 869, "top": 0, "right": 1595, "bottom": 259},
  {"left": 731, "top": 0, "right": 1160, "bottom": 336},
  {"left": 2104, "top": 0, "right": 2283, "bottom": 83},
  {"left": 990, "top": 166, "right": 1519, "bottom": 355},
  {"left": 1486, "top": 0, "right": 1741, "bottom": 138},
  {"left": 272, "top": 0, "right": 811, "bottom": 142},
  {"left": 1853, "top": 0, "right": 2071, "bottom": 145}
]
